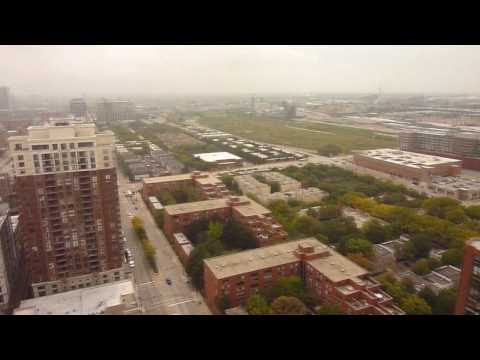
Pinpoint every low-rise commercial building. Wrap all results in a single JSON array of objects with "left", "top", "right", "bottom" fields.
[
  {"left": 234, "top": 174, "right": 326, "bottom": 205},
  {"left": 13, "top": 279, "right": 141, "bottom": 315},
  {"left": 426, "top": 176, "right": 480, "bottom": 201},
  {"left": 193, "top": 152, "right": 243, "bottom": 170},
  {"left": 398, "top": 265, "right": 461, "bottom": 294},
  {"left": 261, "top": 171, "right": 301, "bottom": 192},
  {"left": 204, "top": 238, "right": 404, "bottom": 315},
  {"left": 163, "top": 196, "right": 287, "bottom": 248},
  {"left": 353, "top": 148, "right": 462, "bottom": 181}
]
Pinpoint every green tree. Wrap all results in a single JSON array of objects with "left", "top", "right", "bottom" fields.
[
  {"left": 432, "top": 288, "right": 457, "bottom": 314},
  {"left": 271, "top": 296, "right": 308, "bottom": 315},
  {"left": 400, "top": 295, "right": 432, "bottom": 315},
  {"left": 154, "top": 211, "right": 164, "bottom": 229},
  {"left": 362, "top": 219, "right": 392, "bottom": 244},
  {"left": 427, "top": 257, "right": 441, "bottom": 271},
  {"left": 317, "top": 303, "right": 345, "bottom": 315},
  {"left": 207, "top": 221, "right": 224, "bottom": 241},
  {"left": 317, "top": 144, "right": 342, "bottom": 157},
  {"left": 345, "top": 238, "right": 373, "bottom": 257},
  {"left": 407, "top": 233, "right": 433, "bottom": 259},
  {"left": 222, "top": 219, "right": 257, "bottom": 250},
  {"left": 271, "top": 276, "right": 305, "bottom": 301},
  {"left": 246, "top": 294, "right": 271, "bottom": 315},
  {"left": 445, "top": 207, "right": 467, "bottom": 224},
  {"left": 312, "top": 204, "right": 342, "bottom": 220},
  {"left": 465, "top": 205, "right": 480, "bottom": 220},
  {"left": 292, "top": 215, "right": 322, "bottom": 238},
  {"left": 441, "top": 248, "right": 463, "bottom": 266},
  {"left": 157, "top": 191, "right": 176, "bottom": 205},
  {"left": 270, "top": 181, "right": 281, "bottom": 193},
  {"left": 423, "top": 197, "right": 460, "bottom": 218},
  {"left": 418, "top": 286, "right": 437, "bottom": 307},
  {"left": 413, "top": 258, "right": 431, "bottom": 275}
]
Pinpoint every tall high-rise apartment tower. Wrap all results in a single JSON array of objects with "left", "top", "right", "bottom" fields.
[
  {"left": 0, "top": 86, "right": 10, "bottom": 110},
  {"left": 70, "top": 98, "right": 88, "bottom": 117},
  {"left": 455, "top": 238, "right": 480, "bottom": 315},
  {"left": 8, "top": 120, "right": 128, "bottom": 297}
]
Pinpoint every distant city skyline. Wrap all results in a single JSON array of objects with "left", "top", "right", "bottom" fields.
[{"left": 1, "top": 45, "right": 480, "bottom": 96}]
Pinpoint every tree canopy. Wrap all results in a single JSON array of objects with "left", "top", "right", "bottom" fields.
[
  {"left": 246, "top": 294, "right": 271, "bottom": 315},
  {"left": 271, "top": 296, "right": 308, "bottom": 315}
]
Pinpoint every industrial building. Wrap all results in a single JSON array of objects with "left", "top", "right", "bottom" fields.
[
  {"left": 399, "top": 130, "right": 480, "bottom": 171},
  {"left": 353, "top": 148, "right": 462, "bottom": 181},
  {"left": 204, "top": 238, "right": 404, "bottom": 315},
  {"left": 8, "top": 120, "right": 129, "bottom": 297},
  {"left": 163, "top": 196, "right": 287, "bottom": 248},
  {"left": 455, "top": 238, "right": 480, "bottom": 315},
  {"left": 193, "top": 152, "right": 243, "bottom": 170}
]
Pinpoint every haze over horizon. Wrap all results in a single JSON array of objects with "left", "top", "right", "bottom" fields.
[{"left": 2, "top": 45, "right": 480, "bottom": 97}]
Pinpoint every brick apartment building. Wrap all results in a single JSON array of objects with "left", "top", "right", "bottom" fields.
[
  {"left": 8, "top": 120, "right": 129, "bottom": 297},
  {"left": 163, "top": 196, "right": 287, "bottom": 248},
  {"left": 399, "top": 130, "right": 480, "bottom": 171},
  {"left": 0, "top": 215, "right": 17, "bottom": 313},
  {"left": 353, "top": 148, "right": 462, "bottom": 181},
  {"left": 455, "top": 238, "right": 480, "bottom": 315},
  {"left": 142, "top": 171, "right": 230, "bottom": 201},
  {"left": 204, "top": 238, "right": 404, "bottom": 315}
]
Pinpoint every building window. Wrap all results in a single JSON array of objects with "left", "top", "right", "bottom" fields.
[
  {"left": 61, "top": 143, "right": 67, "bottom": 150},
  {"left": 14, "top": 144, "right": 22, "bottom": 150},
  {"left": 17, "top": 155, "right": 24, "bottom": 161},
  {"left": 53, "top": 144, "right": 58, "bottom": 150},
  {"left": 18, "top": 162, "right": 24, "bottom": 167},
  {"left": 70, "top": 143, "right": 75, "bottom": 149},
  {"left": 32, "top": 144, "right": 49, "bottom": 150}
]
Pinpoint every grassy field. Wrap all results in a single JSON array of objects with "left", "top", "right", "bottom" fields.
[{"left": 199, "top": 113, "right": 397, "bottom": 153}]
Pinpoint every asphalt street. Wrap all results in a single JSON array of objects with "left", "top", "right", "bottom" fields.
[{"left": 117, "top": 170, "right": 211, "bottom": 315}]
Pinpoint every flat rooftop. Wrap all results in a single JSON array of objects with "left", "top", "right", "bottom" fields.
[
  {"left": 14, "top": 280, "right": 136, "bottom": 315},
  {"left": 204, "top": 238, "right": 369, "bottom": 283},
  {"left": 355, "top": 148, "right": 461, "bottom": 169},
  {"left": 165, "top": 198, "right": 229, "bottom": 215},
  {"left": 194, "top": 152, "right": 242, "bottom": 163},
  {"left": 164, "top": 196, "right": 269, "bottom": 217},
  {"left": 143, "top": 173, "right": 192, "bottom": 184},
  {"left": 232, "top": 199, "right": 271, "bottom": 217}
]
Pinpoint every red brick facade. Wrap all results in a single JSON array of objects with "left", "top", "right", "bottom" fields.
[
  {"left": 353, "top": 153, "right": 461, "bottom": 181},
  {"left": 142, "top": 171, "right": 230, "bottom": 201},
  {"left": 455, "top": 238, "right": 480, "bottom": 315},
  {"left": 15, "top": 168, "right": 123, "bottom": 285},
  {"left": 163, "top": 197, "right": 287, "bottom": 248},
  {"left": 204, "top": 240, "right": 404, "bottom": 315}
]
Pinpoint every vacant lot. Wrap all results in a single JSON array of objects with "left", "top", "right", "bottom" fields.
[
  {"left": 199, "top": 114, "right": 397, "bottom": 153},
  {"left": 157, "top": 132, "right": 205, "bottom": 150}
]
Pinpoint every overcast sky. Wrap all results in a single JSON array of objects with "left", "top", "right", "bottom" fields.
[{"left": 1, "top": 45, "right": 480, "bottom": 96}]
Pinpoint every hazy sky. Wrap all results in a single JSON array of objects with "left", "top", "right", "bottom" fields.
[{"left": 1, "top": 45, "right": 480, "bottom": 96}]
